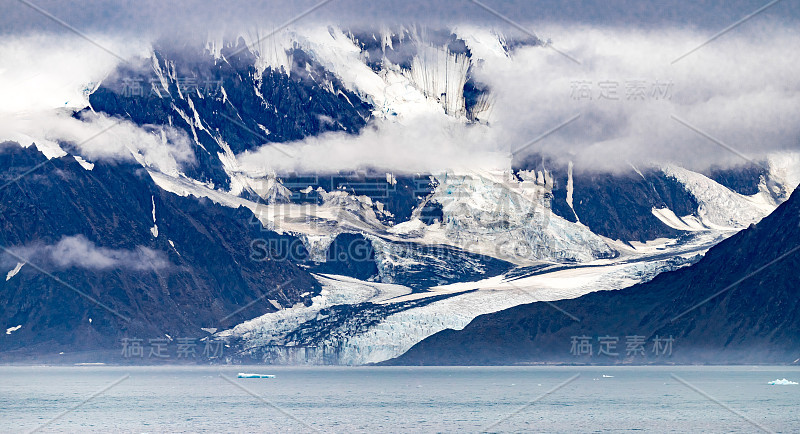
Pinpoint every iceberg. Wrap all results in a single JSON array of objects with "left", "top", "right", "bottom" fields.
[
  {"left": 767, "top": 378, "right": 798, "bottom": 385},
  {"left": 237, "top": 373, "right": 276, "bottom": 379}
]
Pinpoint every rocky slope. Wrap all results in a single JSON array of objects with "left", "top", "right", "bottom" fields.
[{"left": 0, "top": 144, "right": 319, "bottom": 358}]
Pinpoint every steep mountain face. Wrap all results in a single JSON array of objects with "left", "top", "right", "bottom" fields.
[
  {"left": 705, "top": 162, "right": 768, "bottom": 196},
  {"left": 517, "top": 154, "right": 785, "bottom": 243},
  {"left": 0, "top": 144, "right": 319, "bottom": 357},
  {"left": 388, "top": 187, "right": 800, "bottom": 365},
  {"left": 88, "top": 40, "right": 372, "bottom": 191},
  {"left": 0, "top": 144, "right": 516, "bottom": 362},
  {"left": 86, "top": 34, "right": 473, "bottom": 227},
  {"left": 86, "top": 30, "right": 791, "bottom": 253}
]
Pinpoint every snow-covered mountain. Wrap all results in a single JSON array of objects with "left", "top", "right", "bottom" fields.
[
  {"left": 1, "top": 26, "right": 798, "bottom": 364},
  {"left": 388, "top": 186, "right": 800, "bottom": 365}
]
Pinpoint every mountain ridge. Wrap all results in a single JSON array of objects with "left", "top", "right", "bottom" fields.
[{"left": 386, "top": 186, "right": 800, "bottom": 365}]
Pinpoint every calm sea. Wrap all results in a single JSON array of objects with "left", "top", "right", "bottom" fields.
[{"left": 1, "top": 365, "right": 798, "bottom": 433}]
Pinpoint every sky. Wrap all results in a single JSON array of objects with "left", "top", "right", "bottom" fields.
[
  {"left": 0, "top": 0, "right": 798, "bottom": 174},
  {"left": 1, "top": 1, "right": 798, "bottom": 35}
]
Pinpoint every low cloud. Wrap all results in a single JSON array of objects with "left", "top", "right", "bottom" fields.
[
  {"left": 4, "top": 235, "right": 170, "bottom": 271},
  {"left": 237, "top": 116, "right": 510, "bottom": 174},
  {"left": 0, "top": 33, "right": 149, "bottom": 113},
  {"left": 481, "top": 24, "right": 800, "bottom": 172},
  {"left": 0, "top": 34, "right": 194, "bottom": 174},
  {"left": 0, "top": 111, "right": 196, "bottom": 176}
]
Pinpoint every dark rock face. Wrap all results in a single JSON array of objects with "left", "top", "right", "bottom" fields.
[
  {"left": 0, "top": 144, "right": 319, "bottom": 357},
  {"left": 567, "top": 168, "right": 697, "bottom": 242},
  {"left": 388, "top": 187, "right": 800, "bottom": 365},
  {"left": 704, "top": 162, "right": 767, "bottom": 196},
  {"left": 516, "top": 155, "right": 698, "bottom": 242},
  {"left": 373, "top": 240, "right": 515, "bottom": 290},
  {"left": 310, "top": 233, "right": 380, "bottom": 281}
]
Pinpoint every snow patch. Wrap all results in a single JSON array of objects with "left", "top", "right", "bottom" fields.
[
  {"left": 566, "top": 161, "right": 578, "bottom": 222},
  {"left": 408, "top": 43, "right": 470, "bottom": 116},
  {"left": 168, "top": 239, "right": 180, "bottom": 256},
  {"left": 662, "top": 165, "right": 773, "bottom": 229},
  {"left": 297, "top": 26, "right": 444, "bottom": 120},
  {"left": 240, "top": 28, "right": 294, "bottom": 77},
  {"left": 150, "top": 195, "right": 159, "bottom": 237},
  {"left": 651, "top": 207, "right": 709, "bottom": 232},
  {"left": 423, "top": 170, "right": 615, "bottom": 263},
  {"left": 5, "top": 262, "right": 24, "bottom": 281},
  {"left": 74, "top": 155, "right": 94, "bottom": 170}
]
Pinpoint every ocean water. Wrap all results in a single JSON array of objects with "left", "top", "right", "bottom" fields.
[{"left": 1, "top": 365, "right": 799, "bottom": 433}]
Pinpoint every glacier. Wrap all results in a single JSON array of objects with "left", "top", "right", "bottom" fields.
[{"left": 216, "top": 229, "right": 717, "bottom": 365}]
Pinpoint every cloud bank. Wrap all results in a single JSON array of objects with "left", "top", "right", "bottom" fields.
[
  {"left": 1, "top": 6, "right": 798, "bottom": 175},
  {"left": 1, "top": 111, "right": 196, "bottom": 176},
  {"left": 0, "top": 34, "right": 194, "bottom": 174},
  {"left": 482, "top": 24, "right": 800, "bottom": 171},
  {"left": 237, "top": 117, "right": 510, "bottom": 175},
  {"left": 236, "top": 23, "right": 800, "bottom": 174}
]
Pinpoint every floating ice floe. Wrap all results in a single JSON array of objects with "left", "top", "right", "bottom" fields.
[
  {"left": 768, "top": 378, "right": 798, "bottom": 385},
  {"left": 237, "top": 373, "right": 275, "bottom": 379}
]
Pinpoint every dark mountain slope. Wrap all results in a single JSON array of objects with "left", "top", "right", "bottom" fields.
[
  {"left": 0, "top": 144, "right": 319, "bottom": 358},
  {"left": 388, "top": 186, "right": 800, "bottom": 365},
  {"left": 516, "top": 155, "right": 698, "bottom": 242}
]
